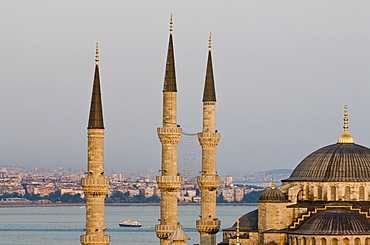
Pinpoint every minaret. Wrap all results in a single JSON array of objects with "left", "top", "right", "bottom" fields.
[
  {"left": 156, "top": 15, "right": 183, "bottom": 245},
  {"left": 80, "top": 44, "right": 110, "bottom": 245},
  {"left": 196, "top": 33, "right": 221, "bottom": 245}
]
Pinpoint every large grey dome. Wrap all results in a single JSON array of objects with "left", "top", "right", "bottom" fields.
[
  {"left": 290, "top": 208, "right": 370, "bottom": 235},
  {"left": 284, "top": 143, "right": 370, "bottom": 182}
]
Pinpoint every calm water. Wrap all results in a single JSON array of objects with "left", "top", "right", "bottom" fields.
[{"left": 0, "top": 205, "right": 257, "bottom": 245}]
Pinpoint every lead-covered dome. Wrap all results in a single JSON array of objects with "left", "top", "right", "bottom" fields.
[
  {"left": 284, "top": 143, "right": 370, "bottom": 182},
  {"left": 223, "top": 209, "right": 258, "bottom": 232},
  {"left": 259, "top": 188, "right": 289, "bottom": 202},
  {"left": 290, "top": 208, "right": 370, "bottom": 235}
]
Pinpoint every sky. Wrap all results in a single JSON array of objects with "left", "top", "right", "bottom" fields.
[{"left": 1, "top": 1, "right": 370, "bottom": 174}]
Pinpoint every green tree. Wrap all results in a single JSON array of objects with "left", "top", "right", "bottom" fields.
[
  {"left": 241, "top": 190, "right": 264, "bottom": 203},
  {"left": 60, "top": 193, "right": 84, "bottom": 203}
]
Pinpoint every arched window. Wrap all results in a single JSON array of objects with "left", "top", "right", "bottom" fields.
[
  {"left": 302, "top": 237, "right": 306, "bottom": 245},
  {"left": 298, "top": 190, "right": 304, "bottom": 201},
  {"left": 311, "top": 237, "right": 316, "bottom": 245},
  {"left": 288, "top": 236, "right": 292, "bottom": 245},
  {"left": 295, "top": 237, "right": 298, "bottom": 245},
  {"left": 344, "top": 238, "right": 349, "bottom": 245},
  {"left": 345, "top": 186, "right": 351, "bottom": 200},
  {"left": 365, "top": 237, "right": 370, "bottom": 245},
  {"left": 360, "top": 186, "right": 365, "bottom": 201},
  {"left": 317, "top": 186, "right": 322, "bottom": 200},
  {"left": 331, "top": 186, "right": 336, "bottom": 200},
  {"left": 306, "top": 185, "right": 310, "bottom": 200},
  {"left": 355, "top": 238, "right": 361, "bottom": 245},
  {"left": 321, "top": 238, "right": 326, "bottom": 245},
  {"left": 332, "top": 238, "right": 338, "bottom": 245}
]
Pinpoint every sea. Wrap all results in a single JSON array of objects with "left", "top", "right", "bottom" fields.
[{"left": 0, "top": 205, "right": 257, "bottom": 245}]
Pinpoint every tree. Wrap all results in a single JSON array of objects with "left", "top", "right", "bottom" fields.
[
  {"left": 60, "top": 193, "right": 84, "bottom": 203},
  {"left": 241, "top": 190, "right": 264, "bottom": 203}
]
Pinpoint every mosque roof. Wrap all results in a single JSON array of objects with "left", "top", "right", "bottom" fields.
[
  {"left": 284, "top": 143, "right": 370, "bottom": 182},
  {"left": 290, "top": 208, "right": 370, "bottom": 235},
  {"left": 284, "top": 106, "right": 370, "bottom": 182},
  {"left": 223, "top": 209, "right": 258, "bottom": 232},
  {"left": 259, "top": 188, "right": 289, "bottom": 203},
  {"left": 168, "top": 226, "right": 190, "bottom": 241}
]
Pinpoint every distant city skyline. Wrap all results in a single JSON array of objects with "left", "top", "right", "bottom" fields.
[{"left": 1, "top": 1, "right": 370, "bottom": 173}]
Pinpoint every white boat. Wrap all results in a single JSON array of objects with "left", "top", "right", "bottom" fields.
[{"left": 119, "top": 219, "right": 142, "bottom": 227}]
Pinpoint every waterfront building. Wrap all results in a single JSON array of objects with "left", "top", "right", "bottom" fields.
[
  {"left": 221, "top": 106, "right": 370, "bottom": 245},
  {"left": 80, "top": 44, "right": 110, "bottom": 245}
]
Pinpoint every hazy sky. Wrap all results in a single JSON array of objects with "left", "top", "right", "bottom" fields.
[{"left": 1, "top": 1, "right": 370, "bottom": 174}]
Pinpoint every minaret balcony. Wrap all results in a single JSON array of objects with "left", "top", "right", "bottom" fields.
[
  {"left": 156, "top": 176, "right": 182, "bottom": 191},
  {"left": 82, "top": 178, "right": 110, "bottom": 187},
  {"left": 196, "top": 219, "right": 221, "bottom": 234},
  {"left": 157, "top": 127, "right": 182, "bottom": 145},
  {"left": 198, "top": 132, "right": 220, "bottom": 147},
  {"left": 155, "top": 224, "right": 180, "bottom": 239},
  {"left": 82, "top": 178, "right": 110, "bottom": 197},
  {"left": 80, "top": 234, "right": 110, "bottom": 244},
  {"left": 197, "top": 175, "right": 220, "bottom": 191}
]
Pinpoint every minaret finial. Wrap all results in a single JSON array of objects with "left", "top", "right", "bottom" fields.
[
  {"left": 208, "top": 32, "right": 212, "bottom": 51},
  {"left": 338, "top": 105, "right": 354, "bottom": 143},
  {"left": 169, "top": 14, "right": 173, "bottom": 34},
  {"left": 95, "top": 43, "right": 99, "bottom": 65},
  {"left": 343, "top": 105, "right": 349, "bottom": 132},
  {"left": 271, "top": 178, "right": 276, "bottom": 189}
]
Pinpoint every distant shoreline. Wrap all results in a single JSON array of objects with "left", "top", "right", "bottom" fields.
[{"left": 0, "top": 202, "right": 258, "bottom": 208}]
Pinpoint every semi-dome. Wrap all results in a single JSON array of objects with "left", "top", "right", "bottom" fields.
[
  {"left": 284, "top": 143, "right": 370, "bottom": 182},
  {"left": 259, "top": 188, "right": 289, "bottom": 202},
  {"left": 290, "top": 208, "right": 370, "bottom": 235},
  {"left": 223, "top": 209, "right": 258, "bottom": 232}
]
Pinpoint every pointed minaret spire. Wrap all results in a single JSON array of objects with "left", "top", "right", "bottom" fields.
[
  {"left": 203, "top": 32, "right": 216, "bottom": 102},
  {"left": 88, "top": 43, "right": 104, "bottom": 129},
  {"left": 163, "top": 14, "right": 177, "bottom": 92},
  {"left": 156, "top": 15, "right": 182, "bottom": 245},
  {"left": 337, "top": 105, "right": 354, "bottom": 143},
  {"left": 197, "top": 33, "right": 221, "bottom": 245},
  {"left": 81, "top": 43, "right": 110, "bottom": 245}
]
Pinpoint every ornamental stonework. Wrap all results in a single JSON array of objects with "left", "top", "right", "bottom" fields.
[
  {"left": 196, "top": 220, "right": 221, "bottom": 234},
  {"left": 156, "top": 176, "right": 182, "bottom": 191},
  {"left": 157, "top": 127, "right": 182, "bottom": 145},
  {"left": 197, "top": 175, "right": 220, "bottom": 191},
  {"left": 198, "top": 132, "right": 220, "bottom": 147}
]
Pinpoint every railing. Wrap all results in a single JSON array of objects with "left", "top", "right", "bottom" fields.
[{"left": 80, "top": 234, "right": 110, "bottom": 244}]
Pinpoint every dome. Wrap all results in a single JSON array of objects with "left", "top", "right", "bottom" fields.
[
  {"left": 284, "top": 143, "right": 370, "bottom": 182},
  {"left": 290, "top": 208, "right": 370, "bottom": 235},
  {"left": 259, "top": 188, "right": 289, "bottom": 202},
  {"left": 223, "top": 209, "right": 258, "bottom": 231}
]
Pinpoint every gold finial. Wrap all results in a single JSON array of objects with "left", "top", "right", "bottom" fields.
[
  {"left": 169, "top": 14, "right": 173, "bottom": 34},
  {"left": 271, "top": 178, "right": 276, "bottom": 189},
  {"left": 208, "top": 32, "right": 212, "bottom": 51},
  {"left": 95, "top": 42, "right": 99, "bottom": 65},
  {"left": 338, "top": 105, "right": 354, "bottom": 143},
  {"left": 236, "top": 219, "right": 241, "bottom": 245}
]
